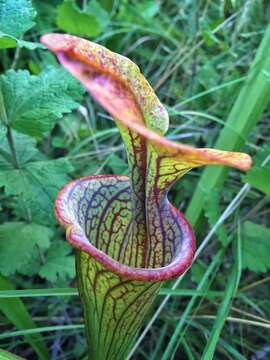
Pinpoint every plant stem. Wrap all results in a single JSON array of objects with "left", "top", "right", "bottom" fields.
[
  {"left": 82, "top": 0, "right": 87, "bottom": 10},
  {"left": 0, "top": 84, "right": 8, "bottom": 126},
  {"left": 0, "top": 85, "right": 19, "bottom": 168},
  {"left": 6, "top": 125, "right": 19, "bottom": 168},
  {"left": 11, "top": 39, "right": 22, "bottom": 69}
]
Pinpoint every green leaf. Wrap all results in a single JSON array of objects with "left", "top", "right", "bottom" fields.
[
  {"left": 0, "top": 0, "right": 41, "bottom": 49},
  {"left": 0, "top": 349, "right": 24, "bottom": 359},
  {"left": 86, "top": 0, "right": 110, "bottom": 29},
  {"left": 0, "top": 33, "right": 17, "bottom": 49},
  {"left": 39, "top": 242, "right": 75, "bottom": 282},
  {"left": 17, "top": 254, "right": 43, "bottom": 277},
  {"left": 0, "top": 32, "right": 44, "bottom": 50},
  {"left": 98, "top": 0, "right": 114, "bottom": 12},
  {"left": 108, "top": 153, "right": 128, "bottom": 174},
  {"left": 0, "top": 131, "right": 39, "bottom": 169},
  {"left": 0, "top": 0, "right": 36, "bottom": 37},
  {"left": 136, "top": 1, "right": 160, "bottom": 20},
  {"left": 242, "top": 221, "right": 270, "bottom": 272},
  {"left": 0, "top": 222, "right": 52, "bottom": 276},
  {"left": 0, "top": 128, "right": 73, "bottom": 223},
  {"left": 33, "top": 1, "right": 58, "bottom": 33},
  {"left": 0, "top": 154, "right": 73, "bottom": 224},
  {"left": 57, "top": 0, "right": 101, "bottom": 38},
  {"left": 0, "top": 67, "right": 84, "bottom": 138},
  {"left": 0, "top": 275, "right": 50, "bottom": 360},
  {"left": 251, "top": 143, "right": 270, "bottom": 166},
  {"left": 243, "top": 166, "right": 270, "bottom": 197},
  {"left": 0, "top": 130, "right": 73, "bottom": 224}
]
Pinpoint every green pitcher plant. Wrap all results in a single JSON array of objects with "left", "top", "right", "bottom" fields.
[{"left": 41, "top": 34, "right": 252, "bottom": 360}]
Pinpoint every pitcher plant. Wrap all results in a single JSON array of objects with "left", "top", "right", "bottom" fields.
[{"left": 41, "top": 33, "right": 252, "bottom": 360}]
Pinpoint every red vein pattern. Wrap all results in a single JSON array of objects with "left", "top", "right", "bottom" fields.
[
  {"left": 55, "top": 175, "right": 195, "bottom": 360},
  {"left": 42, "top": 34, "right": 252, "bottom": 359}
]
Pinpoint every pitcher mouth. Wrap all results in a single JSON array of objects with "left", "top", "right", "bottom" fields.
[{"left": 55, "top": 175, "right": 196, "bottom": 282}]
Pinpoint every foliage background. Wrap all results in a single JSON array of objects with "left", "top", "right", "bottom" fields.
[{"left": 0, "top": 0, "right": 270, "bottom": 359}]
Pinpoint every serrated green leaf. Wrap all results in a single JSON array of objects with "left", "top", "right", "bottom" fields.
[
  {"left": 242, "top": 221, "right": 270, "bottom": 272},
  {"left": 0, "top": 130, "right": 73, "bottom": 224},
  {"left": 0, "top": 156, "right": 73, "bottom": 224},
  {"left": 0, "top": 130, "right": 39, "bottom": 169},
  {"left": 19, "top": 240, "right": 75, "bottom": 282},
  {"left": 57, "top": 0, "right": 101, "bottom": 38},
  {"left": 18, "top": 251, "right": 43, "bottom": 277},
  {"left": 0, "top": 67, "right": 84, "bottom": 138},
  {"left": 0, "top": 0, "right": 40, "bottom": 50},
  {"left": 0, "top": 222, "right": 52, "bottom": 276},
  {"left": 0, "top": 0, "right": 36, "bottom": 37},
  {"left": 243, "top": 166, "right": 270, "bottom": 197},
  {"left": 39, "top": 242, "right": 75, "bottom": 282}
]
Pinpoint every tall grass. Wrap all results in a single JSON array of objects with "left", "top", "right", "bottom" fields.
[{"left": 186, "top": 23, "right": 270, "bottom": 229}]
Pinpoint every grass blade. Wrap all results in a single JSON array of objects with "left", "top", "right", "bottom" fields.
[
  {"left": 201, "top": 222, "right": 242, "bottom": 360},
  {"left": 0, "top": 288, "right": 78, "bottom": 298},
  {"left": 0, "top": 288, "right": 224, "bottom": 298},
  {"left": 0, "top": 276, "right": 50, "bottom": 360},
  {"left": 186, "top": 23, "right": 270, "bottom": 228},
  {"left": 201, "top": 266, "right": 239, "bottom": 360},
  {"left": 159, "top": 289, "right": 224, "bottom": 297},
  {"left": 0, "top": 325, "right": 84, "bottom": 340},
  {"left": 161, "top": 249, "right": 225, "bottom": 360},
  {"left": 0, "top": 349, "right": 24, "bottom": 359}
]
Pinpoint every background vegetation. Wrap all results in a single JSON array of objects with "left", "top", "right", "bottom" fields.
[{"left": 0, "top": 0, "right": 270, "bottom": 359}]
